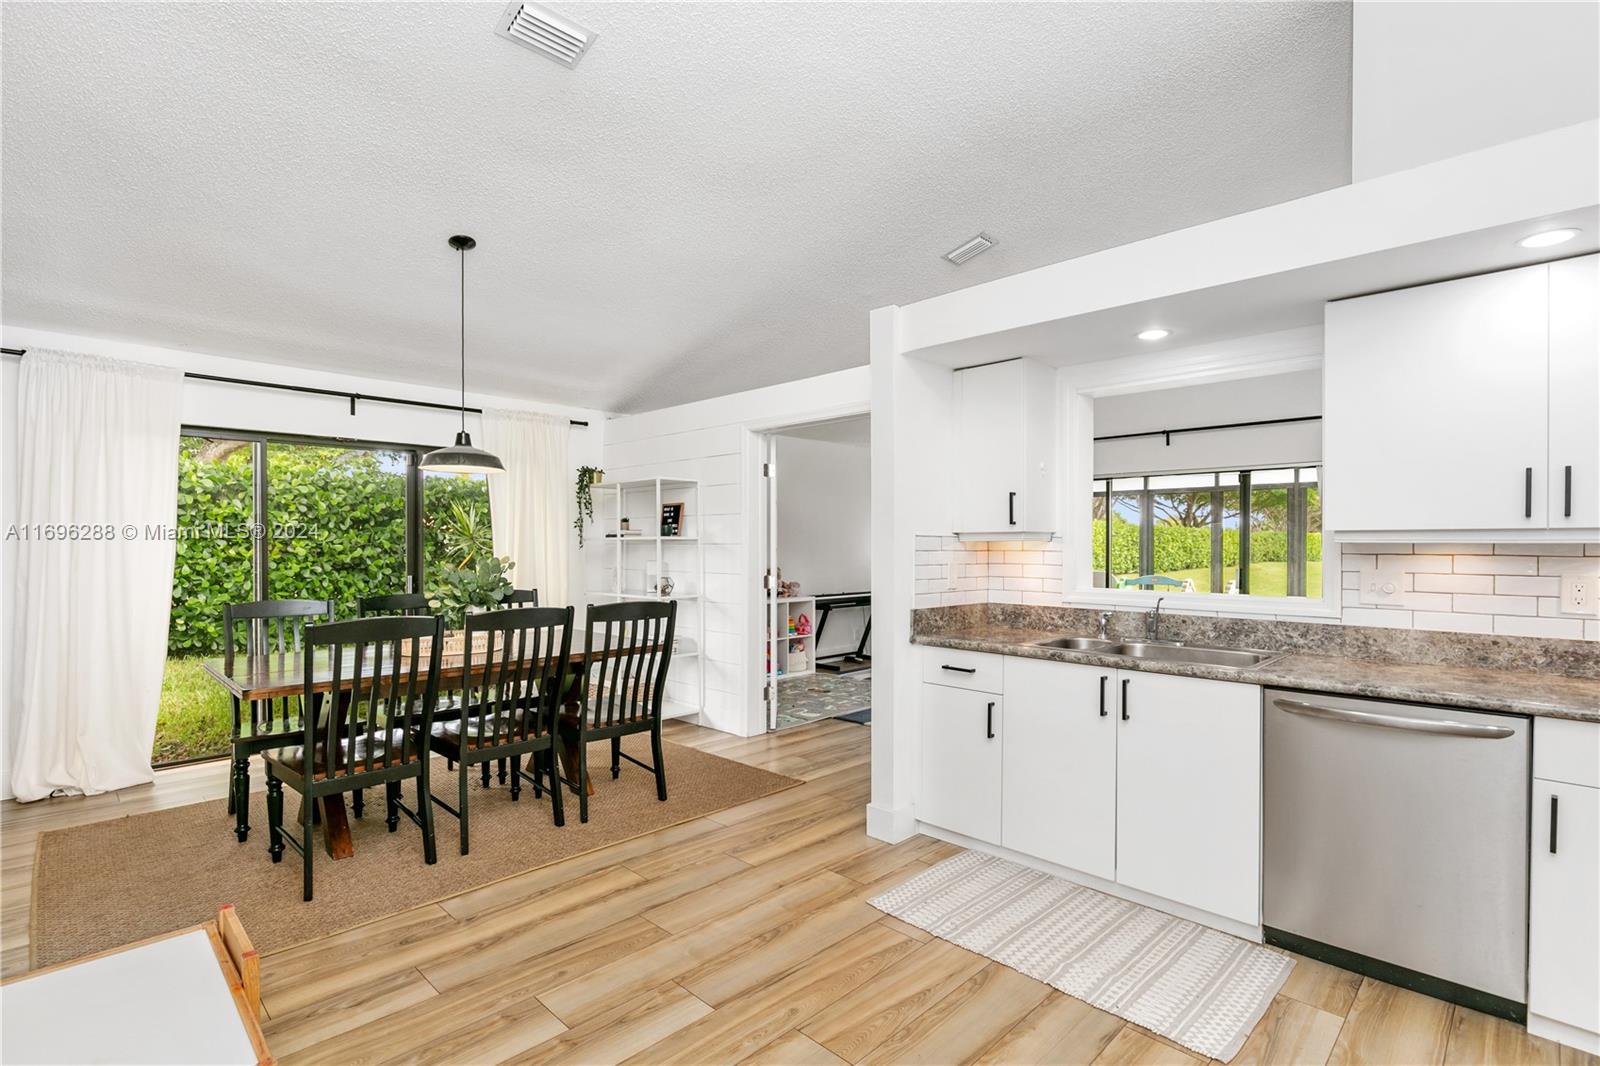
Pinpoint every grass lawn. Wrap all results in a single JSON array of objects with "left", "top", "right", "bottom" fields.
[
  {"left": 1131, "top": 561, "right": 1323, "bottom": 597},
  {"left": 153, "top": 656, "right": 234, "bottom": 765}
]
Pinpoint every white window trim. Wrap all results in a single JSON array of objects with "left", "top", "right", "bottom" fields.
[{"left": 1057, "top": 326, "right": 1338, "bottom": 621}]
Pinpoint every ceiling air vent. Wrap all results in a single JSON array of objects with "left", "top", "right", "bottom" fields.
[
  {"left": 495, "top": 2, "right": 597, "bottom": 69},
  {"left": 943, "top": 233, "right": 995, "bottom": 265}
]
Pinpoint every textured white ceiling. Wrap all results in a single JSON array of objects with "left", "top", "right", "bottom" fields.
[{"left": 1, "top": 2, "right": 1352, "bottom": 412}]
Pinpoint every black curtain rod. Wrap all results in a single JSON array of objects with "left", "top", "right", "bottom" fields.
[
  {"left": 1094, "top": 414, "right": 1320, "bottom": 446},
  {"left": 0, "top": 348, "right": 589, "bottom": 426}
]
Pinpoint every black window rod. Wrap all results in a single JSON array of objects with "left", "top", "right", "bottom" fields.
[
  {"left": 1, "top": 347, "right": 589, "bottom": 427},
  {"left": 1095, "top": 414, "right": 1319, "bottom": 446}
]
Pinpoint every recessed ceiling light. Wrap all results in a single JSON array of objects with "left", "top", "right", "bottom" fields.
[
  {"left": 1136, "top": 328, "right": 1171, "bottom": 341},
  {"left": 944, "top": 233, "right": 995, "bottom": 265},
  {"left": 1517, "top": 228, "right": 1580, "bottom": 249}
]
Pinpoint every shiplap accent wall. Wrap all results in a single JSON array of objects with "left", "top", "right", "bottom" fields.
[
  {"left": 1340, "top": 543, "right": 1600, "bottom": 640},
  {"left": 601, "top": 367, "right": 870, "bottom": 736}
]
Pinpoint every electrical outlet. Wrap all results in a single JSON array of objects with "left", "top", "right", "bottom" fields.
[
  {"left": 1360, "top": 562, "right": 1408, "bottom": 607},
  {"left": 1560, "top": 572, "right": 1599, "bottom": 616}
]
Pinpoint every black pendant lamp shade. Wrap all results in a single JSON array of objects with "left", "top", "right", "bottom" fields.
[{"left": 421, "top": 235, "right": 505, "bottom": 475}]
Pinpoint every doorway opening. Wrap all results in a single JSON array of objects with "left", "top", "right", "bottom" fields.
[{"left": 759, "top": 415, "right": 872, "bottom": 731}]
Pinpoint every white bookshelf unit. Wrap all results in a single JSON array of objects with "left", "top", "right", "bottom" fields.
[
  {"left": 584, "top": 477, "right": 706, "bottom": 721},
  {"left": 769, "top": 595, "right": 817, "bottom": 681}
]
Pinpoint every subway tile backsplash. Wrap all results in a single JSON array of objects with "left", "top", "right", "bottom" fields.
[
  {"left": 1338, "top": 543, "right": 1600, "bottom": 641},
  {"left": 914, "top": 536, "right": 1599, "bottom": 641},
  {"left": 913, "top": 536, "right": 1063, "bottom": 609}
]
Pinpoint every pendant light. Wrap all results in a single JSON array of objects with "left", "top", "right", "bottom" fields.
[{"left": 420, "top": 235, "right": 505, "bottom": 474}]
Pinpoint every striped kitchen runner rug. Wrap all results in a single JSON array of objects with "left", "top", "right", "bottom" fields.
[{"left": 869, "top": 850, "right": 1293, "bottom": 1061}]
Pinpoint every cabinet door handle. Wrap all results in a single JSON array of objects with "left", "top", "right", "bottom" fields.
[
  {"left": 1525, "top": 467, "right": 1533, "bottom": 518},
  {"left": 1008, "top": 492, "right": 1017, "bottom": 526},
  {"left": 1550, "top": 794, "right": 1559, "bottom": 854},
  {"left": 1098, "top": 675, "right": 1108, "bottom": 717},
  {"left": 986, "top": 701, "right": 995, "bottom": 739},
  {"left": 940, "top": 665, "right": 977, "bottom": 675},
  {"left": 1120, "top": 678, "right": 1130, "bottom": 721},
  {"left": 1565, "top": 465, "right": 1573, "bottom": 519}
]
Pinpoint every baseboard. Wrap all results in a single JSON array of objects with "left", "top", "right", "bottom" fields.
[
  {"left": 914, "top": 822, "right": 1263, "bottom": 942},
  {"left": 1526, "top": 1013, "right": 1600, "bottom": 1055},
  {"left": 866, "top": 802, "right": 916, "bottom": 843}
]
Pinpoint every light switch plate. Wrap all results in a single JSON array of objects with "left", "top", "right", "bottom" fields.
[
  {"left": 1360, "top": 562, "right": 1408, "bottom": 607},
  {"left": 1560, "top": 572, "right": 1598, "bottom": 616}
]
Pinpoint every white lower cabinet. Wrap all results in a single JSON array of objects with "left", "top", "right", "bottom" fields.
[
  {"left": 1528, "top": 718, "right": 1600, "bottom": 1054},
  {"left": 917, "top": 679, "right": 1003, "bottom": 842},
  {"left": 1113, "top": 671, "right": 1262, "bottom": 926},
  {"left": 1003, "top": 657, "right": 1117, "bottom": 881}
]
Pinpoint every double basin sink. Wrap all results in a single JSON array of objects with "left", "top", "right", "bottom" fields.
[{"left": 1033, "top": 636, "right": 1278, "bottom": 669}]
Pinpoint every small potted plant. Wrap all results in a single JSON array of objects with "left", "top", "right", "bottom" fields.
[
  {"left": 428, "top": 555, "right": 514, "bottom": 630},
  {"left": 574, "top": 466, "right": 604, "bottom": 547}
]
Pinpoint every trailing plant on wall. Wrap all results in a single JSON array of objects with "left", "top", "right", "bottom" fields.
[{"left": 574, "top": 466, "right": 604, "bottom": 547}]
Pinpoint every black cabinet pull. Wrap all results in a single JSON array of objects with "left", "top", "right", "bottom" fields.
[
  {"left": 1008, "top": 491, "right": 1017, "bottom": 526},
  {"left": 986, "top": 701, "right": 995, "bottom": 739},
  {"left": 1565, "top": 465, "right": 1573, "bottom": 518},
  {"left": 1098, "top": 675, "right": 1108, "bottom": 717},
  {"left": 1120, "top": 678, "right": 1130, "bottom": 721},
  {"left": 1525, "top": 467, "right": 1533, "bottom": 518},
  {"left": 1550, "top": 794, "right": 1559, "bottom": 854},
  {"left": 940, "top": 664, "right": 976, "bottom": 675}
]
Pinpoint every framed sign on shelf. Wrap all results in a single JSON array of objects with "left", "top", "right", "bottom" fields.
[{"left": 660, "top": 501, "right": 686, "bottom": 537}]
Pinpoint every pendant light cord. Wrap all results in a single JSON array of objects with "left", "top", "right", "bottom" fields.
[{"left": 459, "top": 245, "right": 467, "bottom": 434}]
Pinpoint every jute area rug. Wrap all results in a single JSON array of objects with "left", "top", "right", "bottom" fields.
[
  {"left": 31, "top": 735, "right": 799, "bottom": 969},
  {"left": 870, "top": 850, "right": 1293, "bottom": 1062}
]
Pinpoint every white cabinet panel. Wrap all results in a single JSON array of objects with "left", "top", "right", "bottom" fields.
[
  {"left": 921, "top": 646, "right": 1004, "bottom": 694},
  {"left": 917, "top": 682, "right": 1002, "bottom": 842},
  {"left": 953, "top": 358, "right": 1056, "bottom": 535},
  {"left": 1325, "top": 263, "right": 1551, "bottom": 533},
  {"left": 1002, "top": 657, "right": 1117, "bottom": 881},
  {"left": 1549, "top": 255, "right": 1600, "bottom": 529},
  {"left": 1114, "top": 673, "right": 1261, "bottom": 925},
  {"left": 1529, "top": 780, "right": 1600, "bottom": 1041}
]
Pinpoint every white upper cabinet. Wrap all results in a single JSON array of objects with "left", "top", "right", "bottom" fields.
[
  {"left": 1002, "top": 657, "right": 1117, "bottom": 881},
  {"left": 1549, "top": 255, "right": 1599, "bottom": 529},
  {"left": 953, "top": 358, "right": 1057, "bottom": 536},
  {"left": 1325, "top": 255, "right": 1598, "bottom": 536}
]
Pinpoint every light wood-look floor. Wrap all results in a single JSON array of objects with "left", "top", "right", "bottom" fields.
[{"left": 3, "top": 719, "right": 1596, "bottom": 1066}]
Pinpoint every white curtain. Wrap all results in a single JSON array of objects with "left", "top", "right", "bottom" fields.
[
  {"left": 8, "top": 350, "right": 184, "bottom": 801},
  {"left": 481, "top": 410, "right": 572, "bottom": 607}
]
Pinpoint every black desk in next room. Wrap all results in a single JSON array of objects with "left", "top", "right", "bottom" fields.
[{"left": 814, "top": 592, "right": 870, "bottom": 673}]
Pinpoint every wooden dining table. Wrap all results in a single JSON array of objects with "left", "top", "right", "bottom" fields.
[{"left": 202, "top": 638, "right": 621, "bottom": 861}]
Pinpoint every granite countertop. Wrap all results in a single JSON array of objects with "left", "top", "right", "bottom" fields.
[{"left": 912, "top": 626, "right": 1600, "bottom": 723}]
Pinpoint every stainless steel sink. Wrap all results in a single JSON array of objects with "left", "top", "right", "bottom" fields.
[
  {"left": 1033, "top": 636, "right": 1115, "bottom": 651},
  {"left": 1105, "top": 642, "right": 1276, "bottom": 667},
  {"left": 1031, "top": 636, "right": 1276, "bottom": 668}
]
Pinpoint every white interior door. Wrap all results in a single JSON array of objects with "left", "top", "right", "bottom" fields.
[{"left": 765, "top": 434, "right": 779, "bottom": 730}]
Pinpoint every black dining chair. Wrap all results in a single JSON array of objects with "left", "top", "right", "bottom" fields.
[
  {"left": 428, "top": 606, "right": 572, "bottom": 853},
  {"left": 503, "top": 588, "right": 539, "bottom": 607},
  {"left": 223, "top": 598, "right": 333, "bottom": 843},
  {"left": 264, "top": 615, "right": 443, "bottom": 901},
  {"left": 357, "top": 592, "right": 431, "bottom": 617},
  {"left": 556, "top": 600, "right": 677, "bottom": 823}
]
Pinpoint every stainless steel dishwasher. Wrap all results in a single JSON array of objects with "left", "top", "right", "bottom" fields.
[{"left": 1264, "top": 689, "right": 1530, "bottom": 1017}]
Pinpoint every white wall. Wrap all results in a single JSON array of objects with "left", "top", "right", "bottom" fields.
[
  {"left": 1352, "top": 2, "right": 1600, "bottom": 181},
  {"left": 0, "top": 325, "right": 604, "bottom": 800},
  {"left": 601, "top": 366, "right": 870, "bottom": 738},
  {"left": 1093, "top": 369, "right": 1322, "bottom": 477},
  {"left": 774, "top": 432, "right": 871, "bottom": 658}
]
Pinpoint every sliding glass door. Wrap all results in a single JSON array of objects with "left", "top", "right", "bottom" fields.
[{"left": 155, "top": 431, "right": 494, "bottom": 766}]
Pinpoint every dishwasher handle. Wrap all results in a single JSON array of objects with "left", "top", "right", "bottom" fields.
[{"left": 1271, "top": 697, "right": 1517, "bottom": 739}]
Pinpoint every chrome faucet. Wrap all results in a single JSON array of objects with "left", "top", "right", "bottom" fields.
[
  {"left": 1097, "top": 612, "right": 1112, "bottom": 640},
  {"left": 1146, "top": 597, "right": 1166, "bottom": 642}
]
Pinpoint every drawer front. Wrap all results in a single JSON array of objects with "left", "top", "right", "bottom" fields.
[
  {"left": 1536, "top": 718, "right": 1600, "bottom": 788},
  {"left": 922, "top": 647, "right": 1004, "bottom": 694}
]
